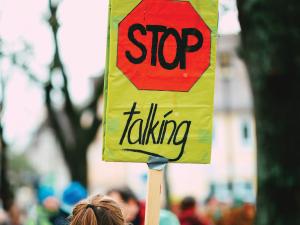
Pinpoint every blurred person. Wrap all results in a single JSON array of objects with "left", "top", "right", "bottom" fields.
[
  {"left": 69, "top": 194, "right": 124, "bottom": 225},
  {"left": 0, "top": 214, "right": 8, "bottom": 225},
  {"left": 178, "top": 196, "right": 211, "bottom": 225},
  {"left": 50, "top": 182, "right": 87, "bottom": 225},
  {"left": 0, "top": 212, "right": 8, "bottom": 225},
  {"left": 6, "top": 202, "right": 22, "bottom": 225},
  {"left": 60, "top": 182, "right": 87, "bottom": 215},
  {"left": 107, "top": 187, "right": 143, "bottom": 225},
  {"left": 107, "top": 187, "right": 180, "bottom": 225},
  {"left": 26, "top": 185, "right": 60, "bottom": 225},
  {"left": 204, "top": 196, "right": 222, "bottom": 225},
  {"left": 218, "top": 203, "right": 255, "bottom": 225},
  {"left": 160, "top": 209, "right": 180, "bottom": 225},
  {"left": 0, "top": 201, "right": 8, "bottom": 225}
]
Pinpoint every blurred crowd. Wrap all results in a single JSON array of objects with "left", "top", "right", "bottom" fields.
[{"left": 0, "top": 183, "right": 255, "bottom": 225}]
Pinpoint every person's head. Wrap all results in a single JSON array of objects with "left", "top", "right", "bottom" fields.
[
  {"left": 38, "top": 185, "right": 55, "bottom": 204},
  {"left": 69, "top": 195, "right": 124, "bottom": 225},
  {"left": 107, "top": 188, "right": 139, "bottom": 222},
  {"left": 37, "top": 185, "right": 59, "bottom": 212},
  {"left": 180, "top": 196, "right": 196, "bottom": 211}
]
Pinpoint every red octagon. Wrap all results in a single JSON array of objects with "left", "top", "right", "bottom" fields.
[{"left": 117, "top": 0, "right": 211, "bottom": 92}]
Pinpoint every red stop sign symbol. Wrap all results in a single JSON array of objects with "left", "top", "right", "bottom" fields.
[{"left": 117, "top": 0, "right": 211, "bottom": 92}]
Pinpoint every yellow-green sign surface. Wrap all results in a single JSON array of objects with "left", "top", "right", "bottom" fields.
[{"left": 103, "top": 0, "right": 218, "bottom": 163}]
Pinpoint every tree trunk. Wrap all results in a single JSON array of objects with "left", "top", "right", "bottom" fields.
[
  {"left": 237, "top": 1, "right": 300, "bottom": 224},
  {"left": 0, "top": 125, "right": 13, "bottom": 210},
  {"left": 44, "top": 0, "right": 103, "bottom": 188},
  {"left": 67, "top": 147, "right": 88, "bottom": 187},
  {"left": 255, "top": 74, "right": 300, "bottom": 225}
]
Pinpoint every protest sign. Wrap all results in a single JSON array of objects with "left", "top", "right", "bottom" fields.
[
  {"left": 103, "top": 1, "right": 218, "bottom": 224},
  {"left": 103, "top": 0, "right": 218, "bottom": 164},
  {"left": 103, "top": 0, "right": 218, "bottom": 163}
]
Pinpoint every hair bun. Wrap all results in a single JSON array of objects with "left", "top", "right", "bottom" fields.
[{"left": 86, "top": 204, "right": 95, "bottom": 210}]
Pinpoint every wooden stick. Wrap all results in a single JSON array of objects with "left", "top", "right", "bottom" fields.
[{"left": 144, "top": 168, "right": 163, "bottom": 225}]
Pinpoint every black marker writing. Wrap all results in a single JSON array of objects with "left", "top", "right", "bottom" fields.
[
  {"left": 126, "top": 23, "right": 203, "bottom": 70},
  {"left": 119, "top": 102, "right": 191, "bottom": 161}
]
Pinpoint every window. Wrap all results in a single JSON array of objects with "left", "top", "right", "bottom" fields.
[
  {"left": 220, "top": 52, "right": 231, "bottom": 68},
  {"left": 241, "top": 121, "right": 251, "bottom": 146}
]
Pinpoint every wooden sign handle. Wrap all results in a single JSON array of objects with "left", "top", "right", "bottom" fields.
[{"left": 144, "top": 168, "right": 163, "bottom": 225}]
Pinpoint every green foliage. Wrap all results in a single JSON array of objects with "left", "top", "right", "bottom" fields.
[{"left": 8, "top": 152, "right": 37, "bottom": 188}]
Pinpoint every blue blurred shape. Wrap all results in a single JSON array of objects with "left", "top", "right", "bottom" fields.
[
  {"left": 38, "top": 185, "right": 55, "bottom": 203},
  {"left": 61, "top": 182, "right": 87, "bottom": 214}
]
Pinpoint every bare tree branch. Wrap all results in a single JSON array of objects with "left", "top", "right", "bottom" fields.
[
  {"left": 43, "top": 0, "right": 104, "bottom": 186},
  {"left": 48, "top": 0, "right": 77, "bottom": 122}
]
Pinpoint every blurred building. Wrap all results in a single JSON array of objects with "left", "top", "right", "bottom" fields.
[{"left": 208, "top": 33, "right": 256, "bottom": 202}]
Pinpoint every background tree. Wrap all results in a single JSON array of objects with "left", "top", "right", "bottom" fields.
[
  {"left": 25, "top": 0, "right": 104, "bottom": 187},
  {"left": 0, "top": 70, "right": 12, "bottom": 210},
  {"left": 0, "top": 39, "right": 28, "bottom": 209},
  {"left": 237, "top": 1, "right": 300, "bottom": 224},
  {"left": 42, "top": 0, "right": 104, "bottom": 187}
]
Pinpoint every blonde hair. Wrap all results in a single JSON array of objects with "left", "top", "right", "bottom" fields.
[{"left": 70, "top": 195, "right": 125, "bottom": 225}]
